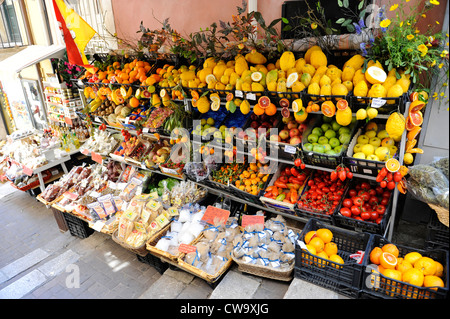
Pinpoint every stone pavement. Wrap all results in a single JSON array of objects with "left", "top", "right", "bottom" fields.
[{"left": 0, "top": 182, "right": 348, "bottom": 300}]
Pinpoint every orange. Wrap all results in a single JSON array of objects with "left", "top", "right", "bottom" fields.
[
  {"left": 304, "top": 231, "right": 317, "bottom": 244},
  {"left": 408, "top": 100, "right": 426, "bottom": 113},
  {"left": 253, "top": 103, "right": 265, "bottom": 116},
  {"left": 423, "top": 275, "right": 444, "bottom": 291},
  {"left": 396, "top": 259, "right": 413, "bottom": 273},
  {"left": 303, "top": 245, "right": 317, "bottom": 265},
  {"left": 329, "top": 254, "right": 344, "bottom": 269},
  {"left": 402, "top": 268, "right": 424, "bottom": 287},
  {"left": 129, "top": 97, "right": 140, "bottom": 108},
  {"left": 315, "top": 251, "right": 329, "bottom": 268},
  {"left": 336, "top": 99, "right": 349, "bottom": 110},
  {"left": 382, "top": 268, "right": 403, "bottom": 297},
  {"left": 370, "top": 247, "right": 383, "bottom": 265},
  {"left": 379, "top": 252, "right": 398, "bottom": 269},
  {"left": 324, "top": 242, "right": 338, "bottom": 257},
  {"left": 414, "top": 257, "right": 437, "bottom": 276},
  {"left": 264, "top": 103, "right": 277, "bottom": 116},
  {"left": 321, "top": 100, "right": 336, "bottom": 117},
  {"left": 316, "top": 228, "right": 333, "bottom": 244},
  {"left": 383, "top": 268, "right": 402, "bottom": 281},
  {"left": 309, "top": 237, "right": 325, "bottom": 254},
  {"left": 434, "top": 261, "right": 444, "bottom": 277},
  {"left": 409, "top": 110, "right": 423, "bottom": 126},
  {"left": 382, "top": 243, "right": 399, "bottom": 258},
  {"left": 403, "top": 252, "right": 422, "bottom": 266}
]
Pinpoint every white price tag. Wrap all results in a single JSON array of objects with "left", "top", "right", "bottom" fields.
[
  {"left": 125, "top": 117, "right": 130, "bottom": 124},
  {"left": 143, "top": 127, "right": 149, "bottom": 133},
  {"left": 92, "top": 220, "right": 105, "bottom": 232},
  {"left": 235, "top": 90, "right": 243, "bottom": 98},
  {"left": 371, "top": 98, "right": 387, "bottom": 108},
  {"left": 246, "top": 93, "right": 256, "bottom": 100},
  {"left": 284, "top": 145, "right": 297, "bottom": 154},
  {"left": 95, "top": 117, "right": 101, "bottom": 123}
]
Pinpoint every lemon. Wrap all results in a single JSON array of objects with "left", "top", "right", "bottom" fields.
[
  {"left": 240, "top": 99, "right": 251, "bottom": 115},
  {"left": 367, "top": 107, "right": 378, "bottom": 119},
  {"left": 335, "top": 106, "right": 352, "bottom": 126},
  {"left": 386, "top": 84, "right": 403, "bottom": 104},
  {"left": 356, "top": 108, "right": 367, "bottom": 120},
  {"left": 362, "top": 144, "right": 375, "bottom": 157},
  {"left": 280, "top": 51, "right": 296, "bottom": 71},
  {"left": 353, "top": 152, "right": 366, "bottom": 159},
  {"left": 291, "top": 81, "right": 305, "bottom": 93},
  {"left": 251, "top": 71, "right": 263, "bottom": 82},
  {"left": 354, "top": 80, "right": 369, "bottom": 97},
  {"left": 342, "top": 65, "right": 356, "bottom": 82},
  {"left": 403, "top": 152, "right": 414, "bottom": 165},
  {"left": 197, "top": 96, "right": 210, "bottom": 113},
  {"left": 310, "top": 50, "right": 328, "bottom": 69},
  {"left": 286, "top": 72, "right": 299, "bottom": 87},
  {"left": 304, "top": 45, "right": 322, "bottom": 64},
  {"left": 245, "top": 50, "right": 267, "bottom": 64},
  {"left": 292, "top": 99, "right": 303, "bottom": 112},
  {"left": 386, "top": 112, "right": 406, "bottom": 140},
  {"left": 368, "top": 84, "right": 387, "bottom": 98},
  {"left": 375, "top": 146, "right": 390, "bottom": 161},
  {"left": 343, "top": 54, "right": 365, "bottom": 70},
  {"left": 234, "top": 56, "right": 249, "bottom": 76},
  {"left": 319, "top": 74, "right": 331, "bottom": 87}
]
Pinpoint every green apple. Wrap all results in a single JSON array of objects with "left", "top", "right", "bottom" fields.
[
  {"left": 334, "top": 145, "right": 343, "bottom": 153},
  {"left": 338, "top": 127, "right": 350, "bottom": 135},
  {"left": 367, "top": 154, "right": 380, "bottom": 161},
  {"left": 318, "top": 136, "right": 329, "bottom": 145},
  {"left": 213, "top": 131, "right": 223, "bottom": 139},
  {"left": 321, "top": 123, "right": 332, "bottom": 132},
  {"left": 312, "top": 127, "right": 323, "bottom": 136},
  {"left": 369, "top": 137, "right": 381, "bottom": 148},
  {"left": 331, "top": 120, "right": 341, "bottom": 131},
  {"left": 339, "top": 133, "right": 351, "bottom": 145},
  {"left": 357, "top": 135, "right": 369, "bottom": 145},
  {"left": 353, "top": 152, "right": 366, "bottom": 159},
  {"left": 324, "top": 129, "right": 336, "bottom": 139},
  {"left": 365, "top": 130, "right": 377, "bottom": 139},
  {"left": 200, "top": 119, "right": 207, "bottom": 125},
  {"left": 313, "top": 144, "right": 325, "bottom": 153},
  {"left": 353, "top": 143, "right": 363, "bottom": 153},
  {"left": 329, "top": 137, "right": 340, "bottom": 149},
  {"left": 303, "top": 143, "right": 313, "bottom": 151},
  {"left": 326, "top": 149, "right": 337, "bottom": 155},
  {"left": 307, "top": 133, "right": 319, "bottom": 143},
  {"left": 377, "top": 129, "right": 389, "bottom": 139},
  {"left": 323, "top": 144, "right": 332, "bottom": 152}
]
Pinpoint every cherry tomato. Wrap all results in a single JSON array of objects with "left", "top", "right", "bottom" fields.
[
  {"left": 346, "top": 172, "right": 353, "bottom": 179},
  {"left": 375, "top": 186, "right": 384, "bottom": 195},
  {"left": 340, "top": 207, "right": 352, "bottom": 217},
  {"left": 380, "top": 197, "right": 389, "bottom": 206},
  {"left": 351, "top": 205, "right": 361, "bottom": 216},
  {"left": 376, "top": 205, "right": 386, "bottom": 215},
  {"left": 343, "top": 198, "right": 353, "bottom": 208},
  {"left": 294, "top": 158, "right": 302, "bottom": 167},
  {"left": 361, "top": 211, "right": 371, "bottom": 220},
  {"left": 382, "top": 191, "right": 391, "bottom": 198},
  {"left": 330, "top": 171, "right": 338, "bottom": 181},
  {"left": 393, "top": 171, "right": 402, "bottom": 182},
  {"left": 348, "top": 189, "right": 357, "bottom": 197},
  {"left": 353, "top": 196, "right": 363, "bottom": 206},
  {"left": 370, "top": 211, "right": 379, "bottom": 221},
  {"left": 369, "top": 189, "right": 377, "bottom": 196},
  {"left": 380, "top": 180, "right": 387, "bottom": 188},
  {"left": 387, "top": 181, "right": 396, "bottom": 190},
  {"left": 368, "top": 196, "right": 379, "bottom": 206},
  {"left": 361, "top": 182, "right": 371, "bottom": 191},
  {"left": 379, "top": 167, "right": 388, "bottom": 177}
]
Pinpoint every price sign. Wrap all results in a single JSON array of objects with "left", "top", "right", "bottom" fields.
[
  {"left": 201, "top": 205, "right": 230, "bottom": 225},
  {"left": 246, "top": 92, "right": 256, "bottom": 100},
  {"left": 91, "top": 151, "right": 103, "bottom": 164},
  {"left": 81, "top": 148, "right": 89, "bottom": 155},
  {"left": 371, "top": 98, "right": 387, "bottom": 108},
  {"left": 284, "top": 145, "right": 297, "bottom": 154},
  {"left": 178, "top": 244, "right": 197, "bottom": 254},
  {"left": 63, "top": 192, "right": 79, "bottom": 201},
  {"left": 235, "top": 90, "right": 243, "bottom": 98},
  {"left": 64, "top": 117, "right": 73, "bottom": 126},
  {"left": 22, "top": 165, "right": 33, "bottom": 176},
  {"left": 241, "top": 215, "right": 265, "bottom": 229}
]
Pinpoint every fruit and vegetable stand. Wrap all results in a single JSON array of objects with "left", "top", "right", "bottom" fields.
[{"left": 2, "top": 0, "right": 448, "bottom": 299}]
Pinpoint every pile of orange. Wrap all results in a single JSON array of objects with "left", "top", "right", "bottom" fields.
[
  {"left": 234, "top": 162, "right": 269, "bottom": 196},
  {"left": 369, "top": 243, "right": 445, "bottom": 297},
  {"left": 302, "top": 228, "right": 344, "bottom": 269}
]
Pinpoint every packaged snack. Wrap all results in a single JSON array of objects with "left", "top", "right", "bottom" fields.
[
  {"left": 98, "top": 194, "right": 117, "bottom": 216},
  {"left": 121, "top": 177, "right": 142, "bottom": 202},
  {"left": 117, "top": 217, "right": 134, "bottom": 240},
  {"left": 88, "top": 202, "right": 107, "bottom": 220}
]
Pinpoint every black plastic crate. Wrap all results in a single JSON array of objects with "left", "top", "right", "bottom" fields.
[
  {"left": 333, "top": 178, "right": 393, "bottom": 235},
  {"left": 294, "top": 170, "right": 350, "bottom": 224},
  {"left": 294, "top": 218, "right": 372, "bottom": 298},
  {"left": 62, "top": 212, "right": 95, "bottom": 239},
  {"left": 300, "top": 114, "right": 357, "bottom": 169},
  {"left": 349, "top": 91, "right": 408, "bottom": 115},
  {"left": 344, "top": 117, "right": 401, "bottom": 177},
  {"left": 136, "top": 253, "right": 169, "bottom": 274},
  {"left": 425, "top": 213, "right": 449, "bottom": 250},
  {"left": 362, "top": 235, "right": 449, "bottom": 299}
]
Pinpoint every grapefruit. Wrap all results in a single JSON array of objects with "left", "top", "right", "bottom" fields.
[
  {"left": 423, "top": 275, "right": 444, "bottom": 291},
  {"left": 258, "top": 96, "right": 271, "bottom": 109},
  {"left": 316, "top": 228, "right": 333, "bottom": 243},
  {"left": 321, "top": 100, "right": 336, "bottom": 117},
  {"left": 404, "top": 252, "right": 422, "bottom": 266},
  {"left": 309, "top": 237, "right": 325, "bottom": 253},
  {"left": 409, "top": 110, "right": 423, "bottom": 126},
  {"left": 409, "top": 100, "right": 426, "bottom": 113},
  {"left": 379, "top": 252, "right": 398, "bottom": 269},
  {"left": 382, "top": 243, "right": 399, "bottom": 257},
  {"left": 414, "top": 257, "right": 437, "bottom": 276},
  {"left": 370, "top": 247, "right": 383, "bottom": 265}
]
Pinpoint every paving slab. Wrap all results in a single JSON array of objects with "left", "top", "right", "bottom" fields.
[
  {"left": 208, "top": 270, "right": 261, "bottom": 299},
  {"left": 283, "top": 278, "right": 349, "bottom": 299}
]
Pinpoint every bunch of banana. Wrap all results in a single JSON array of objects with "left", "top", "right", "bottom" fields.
[{"left": 88, "top": 97, "right": 103, "bottom": 112}]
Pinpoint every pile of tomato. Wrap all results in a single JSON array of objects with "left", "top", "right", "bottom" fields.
[
  {"left": 297, "top": 170, "right": 347, "bottom": 215},
  {"left": 339, "top": 180, "right": 392, "bottom": 224}
]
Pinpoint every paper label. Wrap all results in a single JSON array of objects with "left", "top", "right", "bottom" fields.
[
  {"left": 246, "top": 92, "right": 256, "bottom": 100},
  {"left": 284, "top": 145, "right": 297, "bottom": 154},
  {"left": 371, "top": 98, "right": 387, "bottom": 108},
  {"left": 92, "top": 220, "right": 105, "bottom": 232},
  {"left": 201, "top": 205, "right": 230, "bottom": 225},
  {"left": 241, "top": 215, "right": 265, "bottom": 229},
  {"left": 178, "top": 244, "right": 197, "bottom": 254},
  {"left": 91, "top": 151, "right": 103, "bottom": 164},
  {"left": 235, "top": 90, "right": 243, "bottom": 98}
]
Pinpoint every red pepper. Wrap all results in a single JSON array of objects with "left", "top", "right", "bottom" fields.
[
  {"left": 279, "top": 176, "right": 288, "bottom": 184},
  {"left": 274, "top": 181, "right": 288, "bottom": 189},
  {"left": 290, "top": 167, "right": 300, "bottom": 177},
  {"left": 285, "top": 167, "right": 292, "bottom": 176}
]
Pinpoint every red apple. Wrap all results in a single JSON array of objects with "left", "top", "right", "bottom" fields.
[
  {"left": 270, "top": 134, "right": 281, "bottom": 142},
  {"left": 279, "top": 129, "right": 289, "bottom": 140},
  {"left": 290, "top": 136, "right": 301, "bottom": 145},
  {"left": 250, "top": 121, "right": 259, "bottom": 129},
  {"left": 287, "top": 121, "right": 298, "bottom": 130},
  {"left": 289, "top": 128, "right": 300, "bottom": 138},
  {"left": 298, "top": 123, "right": 308, "bottom": 133}
]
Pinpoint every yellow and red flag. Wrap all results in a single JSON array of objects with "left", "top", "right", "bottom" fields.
[{"left": 52, "top": 0, "right": 96, "bottom": 67}]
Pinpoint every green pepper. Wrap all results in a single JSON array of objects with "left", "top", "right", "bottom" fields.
[{"left": 276, "top": 194, "right": 286, "bottom": 201}]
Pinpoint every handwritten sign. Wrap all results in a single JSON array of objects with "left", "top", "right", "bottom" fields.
[
  {"left": 91, "top": 151, "right": 103, "bottom": 164},
  {"left": 241, "top": 214, "right": 265, "bottom": 229},
  {"left": 178, "top": 244, "right": 197, "bottom": 254},
  {"left": 201, "top": 205, "right": 230, "bottom": 225}
]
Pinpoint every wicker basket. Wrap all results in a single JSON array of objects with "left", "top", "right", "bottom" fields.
[
  {"left": 145, "top": 223, "right": 185, "bottom": 262},
  {"left": 112, "top": 229, "right": 150, "bottom": 257},
  {"left": 428, "top": 203, "right": 449, "bottom": 228},
  {"left": 230, "top": 226, "right": 301, "bottom": 281},
  {"left": 177, "top": 233, "right": 234, "bottom": 284}
]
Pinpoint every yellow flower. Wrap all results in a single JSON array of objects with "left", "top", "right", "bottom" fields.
[
  {"left": 430, "top": 60, "right": 436, "bottom": 67},
  {"left": 380, "top": 19, "right": 391, "bottom": 28},
  {"left": 422, "top": 14, "right": 426, "bottom": 18},
  {"left": 390, "top": 4, "right": 398, "bottom": 11},
  {"left": 430, "top": 0, "right": 440, "bottom": 5},
  {"left": 436, "top": 21, "right": 440, "bottom": 25},
  {"left": 438, "top": 63, "right": 444, "bottom": 68},
  {"left": 311, "top": 22, "right": 318, "bottom": 30},
  {"left": 406, "top": 34, "right": 414, "bottom": 40},
  {"left": 441, "top": 50, "right": 449, "bottom": 57},
  {"left": 415, "top": 29, "right": 420, "bottom": 34},
  {"left": 417, "top": 44, "right": 428, "bottom": 56},
  {"left": 400, "top": 21, "right": 404, "bottom": 27}
]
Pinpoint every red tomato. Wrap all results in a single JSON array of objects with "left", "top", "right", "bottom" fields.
[
  {"left": 343, "top": 198, "right": 353, "bottom": 208},
  {"left": 376, "top": 205, "right": 386, "bottom": 215},
  {"left": 340, "top": 207, "right": 352, "bottom": 217},
  {"left": 380, "top": 197, "right": 389, "bottom": 206},
  {"left": 368, "top": 196, "right": 379, "bottom": 206},
  {"left": 387, "top": 181, "right": 396, "bottom": 190},
  {"left": 375, "top": 186, "right": 384, "bottom": 195},
  {"left": 370, "top": 211, "right": 379, "bottom": 220},
  {"left": 360, "top": 182, "right": 371, "bottom": 190},
  {"left": 361, "top": 211, "right": 371, "bottom": 220},
  {"left": 353, "top": 196, "right": 363, "bottom": 206},
  {"left": 351, "top": 205, "right": 361, "bottom": 216},
  {"left": 382, "top": 191, "right": 391, "bottom": 198},
  {"left": 380, "top": 180, "right": 387, "bottom": 188},
  {"left": 348, "top": 189, "right": 357, "bottom": 197}
]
